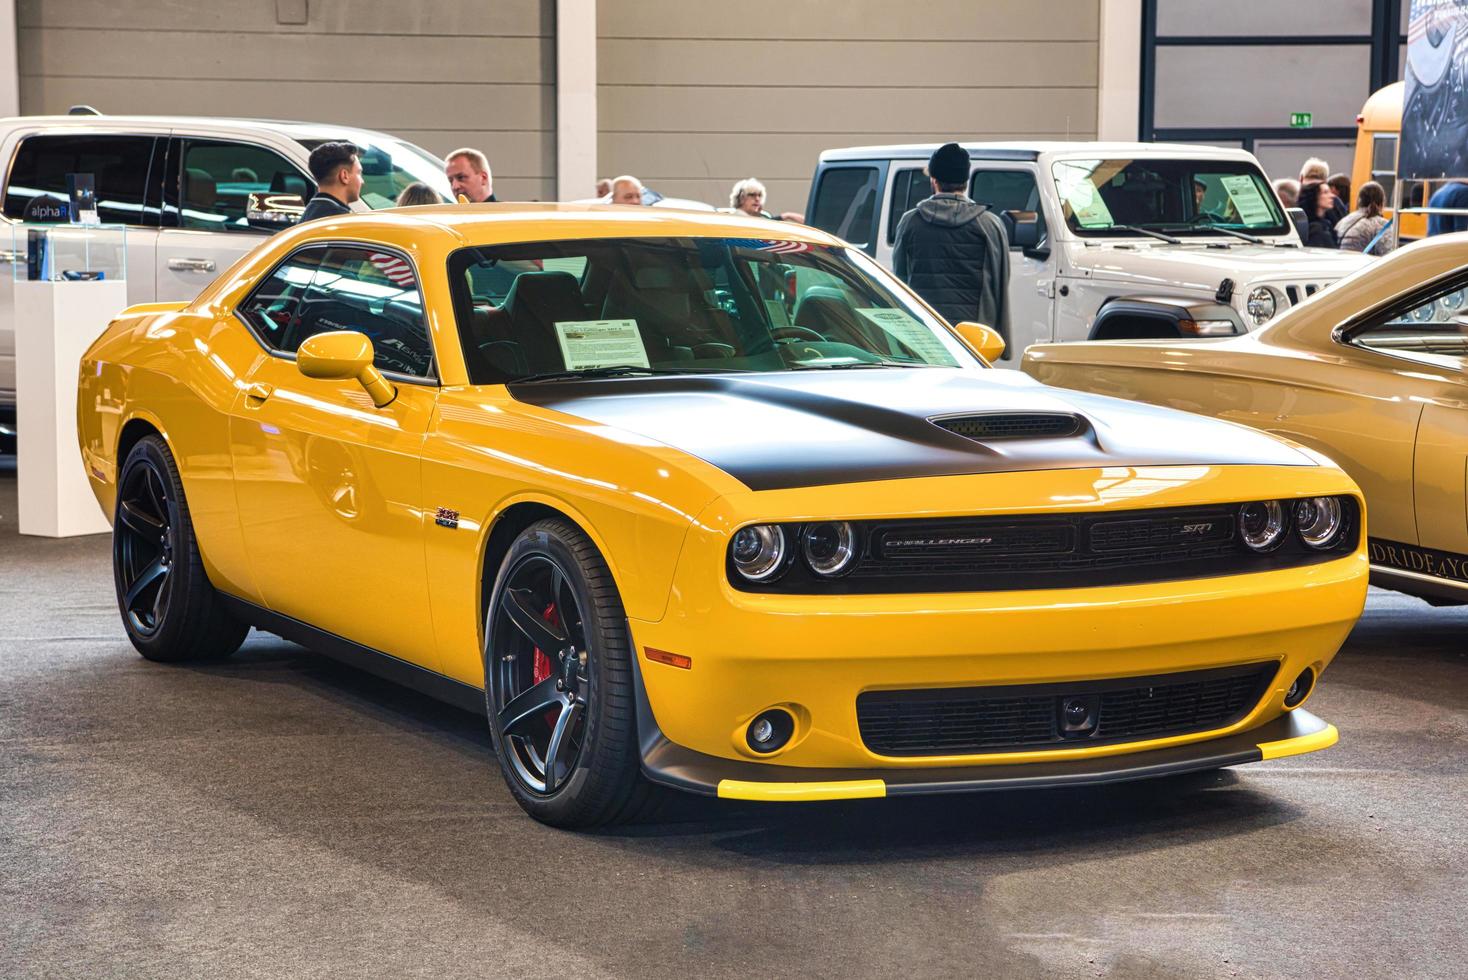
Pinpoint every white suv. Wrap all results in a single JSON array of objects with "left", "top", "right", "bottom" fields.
[
  {"left": 0, "top": 113, "right": 452, "bottom": 448},
  {"left": 806, "top": 142, "right": 1373, "bottom": 361}
]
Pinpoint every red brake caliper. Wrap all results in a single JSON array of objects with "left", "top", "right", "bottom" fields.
[{"left": 532, "top": 603, "right": 562, "bottom": 728}]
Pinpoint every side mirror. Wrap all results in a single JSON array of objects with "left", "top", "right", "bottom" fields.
[
  {"left": 246, "top": 192, "right": 305, "bottom": 231},
  {"left": 296, "top": 331, "right": 397, "bottom": 407},
  {"left": 1287, "top": 206, "right": 1308, "bottom": 242},
  {"left": 952, "top": 321, "right": 1006, "bottom": 363},
  {"left": 1006, "top": 210, "right": 1050, "bottom": 259}
]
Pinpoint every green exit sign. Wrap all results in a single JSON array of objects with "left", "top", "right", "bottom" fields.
[{"left": 1290, "top": 112, "right": 1313, "bottom": 128}]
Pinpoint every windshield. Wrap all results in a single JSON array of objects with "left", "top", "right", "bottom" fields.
[
  {"left": 447, "top": 237, "right": 978, "bottom": 384},
  {"left": 1052, "top": 158, "right": 1289, "bottom": 237},
  {"left": 298, "top": 138, "right": 452, "bottom": 209}
]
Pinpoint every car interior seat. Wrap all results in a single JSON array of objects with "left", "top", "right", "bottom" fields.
[{"left": 502, "top": 271, "right": 592, "bottom": 372}]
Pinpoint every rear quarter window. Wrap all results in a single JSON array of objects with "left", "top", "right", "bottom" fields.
[{"left": 809, "top": 166, "right": 880, "bottom": 253}]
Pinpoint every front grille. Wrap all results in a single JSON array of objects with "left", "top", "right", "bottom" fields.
[
  {"left": 934, "top": 412, "right": 1084, "bottom": 441},
  {"left": 856, "top": 663, "right": 1277, "bottom": 756},
  {"left": 728, "top": 498, "right": 1360, "bottom": 594}
]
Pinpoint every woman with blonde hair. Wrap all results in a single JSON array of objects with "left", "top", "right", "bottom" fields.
[
  {"left": 730, "top": 177, "right": 769, "bottom": 217},
  {"left": 395, "top": 182, "right": 441, "bottom": 207}
]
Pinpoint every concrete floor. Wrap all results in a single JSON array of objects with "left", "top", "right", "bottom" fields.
[{"left": 2, "top": 455, "right": 1465, "bottom": 979}]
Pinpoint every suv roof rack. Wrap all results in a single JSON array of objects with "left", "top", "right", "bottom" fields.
[{"left": 67, "top": 105, "right": 102, "bottom": 115}]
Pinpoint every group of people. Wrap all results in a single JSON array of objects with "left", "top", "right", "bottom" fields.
[
  {"left": 1272, "top": 158, "right": 1395, "bottom": 256},
  {"left": 298, "top": 142, "right": 501, "bottom": 220}
]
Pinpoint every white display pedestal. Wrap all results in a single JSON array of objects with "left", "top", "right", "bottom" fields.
[{"left": 15, "top": 280, "right": 127, "bottom": 537}]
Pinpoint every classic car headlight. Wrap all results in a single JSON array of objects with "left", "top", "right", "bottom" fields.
[
  {"left": 1245, "top": 286, "right": 1277, "bottom": 326},
  {"left": 1239, "top": 500, "right": 1286, "bottom": 552},
  {"left": 802, "top": 521, "right": 857, "bottom": 576},
  {"left": 1294, "top": 497, "right": 1345, "bottom": 550},
  {"left": 731, "top": 524, "right": 788, "bottom": 581}
]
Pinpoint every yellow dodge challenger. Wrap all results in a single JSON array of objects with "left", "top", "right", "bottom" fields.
[
  {"left": 1023, "top": 234, "right": 1468, "bottom": 609},
  {"left": 78, "top": 205, "right": 1365, "bottom": 827}
]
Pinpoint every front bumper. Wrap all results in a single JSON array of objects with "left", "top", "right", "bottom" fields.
[{"left": 644, "top": 708, "right": 1337, "bottom": 801}]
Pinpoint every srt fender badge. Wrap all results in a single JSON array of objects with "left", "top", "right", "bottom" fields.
[{"left": 434, "top": 507, "right": 460, "bottom": 529}]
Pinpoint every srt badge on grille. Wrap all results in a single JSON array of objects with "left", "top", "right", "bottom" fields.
[{"left": 1180, "top": 523, "right": 1214, "bottom": 535}]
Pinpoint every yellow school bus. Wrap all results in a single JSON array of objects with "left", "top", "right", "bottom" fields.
[{"left": 1352, "top": 81, "right": 1435, "bottom": 241}]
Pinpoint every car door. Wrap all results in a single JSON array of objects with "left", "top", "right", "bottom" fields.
[
  {"left": 156, "top": 136, "right": 315, "bottom": 301},
  {"left": 227, "top": 242, "right": 441, "bottom": 668},
  {"left": 807, "top": 162, "right": 886, "bottom": 260},
  {"left": 970, "top": 165, "right": 1055, "bottom": 360}
]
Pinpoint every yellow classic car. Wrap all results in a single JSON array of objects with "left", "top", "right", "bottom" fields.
[
  {"left": 79, "top": 205, "right": 1365, "bottom": 828},
  {"left": 1023, "top": 233, "right": 1468, "bottom": 607}
]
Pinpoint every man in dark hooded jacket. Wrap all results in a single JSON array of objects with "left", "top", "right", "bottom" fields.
[{"left": 892, "top": 142, "right": 1010, "bottom": 342}]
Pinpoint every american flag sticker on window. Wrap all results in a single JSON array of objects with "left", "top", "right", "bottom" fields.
[
  {"left": 367, "top": 252, "right": 416, "bottom": 288},
  {"left": 724, "top": 238, "right": 813, "bottom": 254}
]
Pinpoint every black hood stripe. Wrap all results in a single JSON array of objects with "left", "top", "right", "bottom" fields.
[{"left": 511, "top": 370, "right": 1308, "bottom": 491}]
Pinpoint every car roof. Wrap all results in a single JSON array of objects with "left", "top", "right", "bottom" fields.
[
  {"left": 284, "top": 202, "right": 846, "bottom": 248},
  {"left": 819, "top": 141, "right": 1259, "bottom": 163},
  {"left": 0, "top": 114, "right": 420, "bottom": 146}
]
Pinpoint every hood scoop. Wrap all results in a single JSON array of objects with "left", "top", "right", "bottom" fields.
[{"left": 932, "top": 412, "right": 1086, "bottom": 442}]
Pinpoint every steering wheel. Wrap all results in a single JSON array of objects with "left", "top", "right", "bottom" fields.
[{"left": 770, "top": 325, "right": 825, "bottom": 343}]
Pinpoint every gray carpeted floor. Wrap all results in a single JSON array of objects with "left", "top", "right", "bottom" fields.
[{"left": 2, "top": 455, "right": 1465, "bottom": 979}]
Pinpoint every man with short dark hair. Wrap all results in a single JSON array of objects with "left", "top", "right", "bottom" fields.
[
  {"left": 300, "top": 142, "right": 362, "bottom": 222},
  {"left": 892, "top": 142, "right": 1009, "bottom": 341}
]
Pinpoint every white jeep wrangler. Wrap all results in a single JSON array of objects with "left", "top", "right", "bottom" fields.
[{"left": 806, "top": 142, "right": 1372, "bottom": 360}]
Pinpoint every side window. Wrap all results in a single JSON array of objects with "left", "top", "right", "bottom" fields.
[
  {"left": 1371, "top": 134, "right": 1397, "bottom": 200},
  {"left": 295, "top": 246, "right": 434, "bottom": 378},
  {"left": 3, "top": 134, "right": 158, "bottom": 225},
  {"left": 237, "top": 247, "right": 323, "bottom": 346},
  {"left": 970, "top": 169, "right": 1045, "bottom": 248},
  {"left": 886, "top": 169, "right": 932, "bottom": 244},
  {"left": 1349, "top": 278, "right": 1468, "bottom": 367},
  {"left": 170, "top": 139, "right": 313, "bottom": 233},
  {"left": 809, "top": 167, "right": 880, "bottom": 252}
]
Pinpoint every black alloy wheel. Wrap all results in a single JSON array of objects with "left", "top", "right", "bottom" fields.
[
  {"left": 112, "top": 435, "right": 248, "bottom": 662},
  {"left": 115, "top": 455, "right": 174, "bottom": 636},
  {"left": 491, "top": 553, "right": 592, "bottom": 794},
  {"left": 484, "top": 518, "right": 657, "bottom": 827}
]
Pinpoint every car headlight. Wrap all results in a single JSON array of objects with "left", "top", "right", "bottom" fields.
[
  {"left": 802, "top": 521, "right": 857, "bottom": 576},
  {"left": 1245, "top": 286, "right": 1277, "bottom": 326},
  {"left": 1294, "top": 497, "right": 1345, "bottom": 549},
  {"left": 1239, "top": 500, "right": 1286, "bottom": 552},
  {"left": 731, "top": 524, "right": 788, "bottom": 581}
]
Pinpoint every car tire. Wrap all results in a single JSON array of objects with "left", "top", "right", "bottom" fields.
[
  {"left": 484, "top": 517, "right": 659, "bottom": 828},
  {"left": 112, "top": 435, "right": 248, "bottom": 662}
]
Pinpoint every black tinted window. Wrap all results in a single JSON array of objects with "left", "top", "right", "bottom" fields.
[
  {"left": 239, "top": 245, "right": 434, "bottom": 378},
  {"left": 809, "top": 167, "right": 880, "bottom": 252},
  {"left": 3, "top": 134, "right": 157, "bottom": 225},
  {"left": 171, "top": 139, "right": 312, "bottom": 233},
  {"left": 970, "top": 170, "right": 1045, "bottom": 248},
  {"left": 886, "top": 169, "right": 932, "bottom": 244}
]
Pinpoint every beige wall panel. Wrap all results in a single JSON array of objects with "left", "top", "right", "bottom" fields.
[
  {"left": 600, "top": 39, "right": 1098, "bottom": 88},
  {"left": 599, "top": 87, "right": 1098, "bottom": 135},
  {"left": 18, "top": 1, "right": 556, "bottom": 194},
  {"left": 17, "top": 0, "right": 549, "bottom": 36},
  {"left": 599, "top": 0, "right": 1098, "bottom": 40},
  {"left": 19, "top": 30, "right": 552, "bottom": 84}
]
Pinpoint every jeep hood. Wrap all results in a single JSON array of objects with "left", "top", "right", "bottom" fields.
[
  {"left": 1073, "top": 242, "right": 1373, "bottom": 287},
  {"left": 510, "top": 368, "right": 1312, "bottom": 491}
]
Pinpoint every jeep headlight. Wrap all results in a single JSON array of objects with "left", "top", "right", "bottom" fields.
[{"left": 1245, "top": 286, "right": 1277, "bottom": 326}]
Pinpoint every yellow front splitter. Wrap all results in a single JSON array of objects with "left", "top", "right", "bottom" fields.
[{"left": 652, "top": 710, "right": 1338, "bottom": 802}]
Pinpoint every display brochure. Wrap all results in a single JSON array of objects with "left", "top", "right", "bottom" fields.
[
  {"left": 66, "top": 173, "right": 99, "bottom": 226},
  {"left": 1054, "top": 161, "right": 1115, "bottom": 228},
  {"left": 1218, "top": 175, "right": 1275, "bottom": 225},
  {"left": 856, "top": 307, "right": 959, "bottom": 365},
  {"left": 554, "top": 319, "right": 650, "bottom": 370}
]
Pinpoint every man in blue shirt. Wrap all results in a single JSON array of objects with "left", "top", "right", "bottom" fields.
[{"left": 1426, "top": 180, "right": 1468, "bottom": 235}]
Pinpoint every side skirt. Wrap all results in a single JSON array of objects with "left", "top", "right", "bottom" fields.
[{"left": 219, "top": 595, "right": 487, "bottom": 716}]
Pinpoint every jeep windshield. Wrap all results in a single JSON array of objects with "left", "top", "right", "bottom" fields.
[
  {"left": 298, "top": 137, "right": 452, "bottom": 209},
  {"left": 447, "top": 237, "right": 976, "bottom": 384},
  {"left": 1052, "top": 158, "right": 1290, "bottom": 238}
]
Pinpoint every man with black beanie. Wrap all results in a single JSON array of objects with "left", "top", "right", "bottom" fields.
[{"left": 892, "top": 142, "right": 1010, "bottom": 344}]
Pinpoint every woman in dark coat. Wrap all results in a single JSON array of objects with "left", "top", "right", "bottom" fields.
[{"left": 1296, "top": 181, "right": 1340, "bottom": 248}]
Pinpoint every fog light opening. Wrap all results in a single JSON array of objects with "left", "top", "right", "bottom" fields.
[
  {"left": 1284, "top": 667, "right": 1316, "bottom": 708},
  {"left": 745, "top": 709, "right": 796, "bottom": 753}
]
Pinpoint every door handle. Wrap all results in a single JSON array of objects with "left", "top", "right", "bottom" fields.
[
  {"left": 0, "top": 249, "right": 19, "bottom": 264},
  {"left": 243, "top": 382, "right": 274, "bottom": 407},
  {"left": 168, "top": 257, "right": 216, "bottom": 273}
]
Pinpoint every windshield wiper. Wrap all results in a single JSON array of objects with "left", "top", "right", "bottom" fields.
[
  {"left": 512, "top": 365, "right": 748, "bottom": 384},
  {"left": 1187, "top": 220, "right": 1267, "bottom": 245},
  {"left": 1101, "top": 224, "right": 1183, "bottom": 245},
  {"left": 787, "top": 360, "right": 948, "bottom": 371}
]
